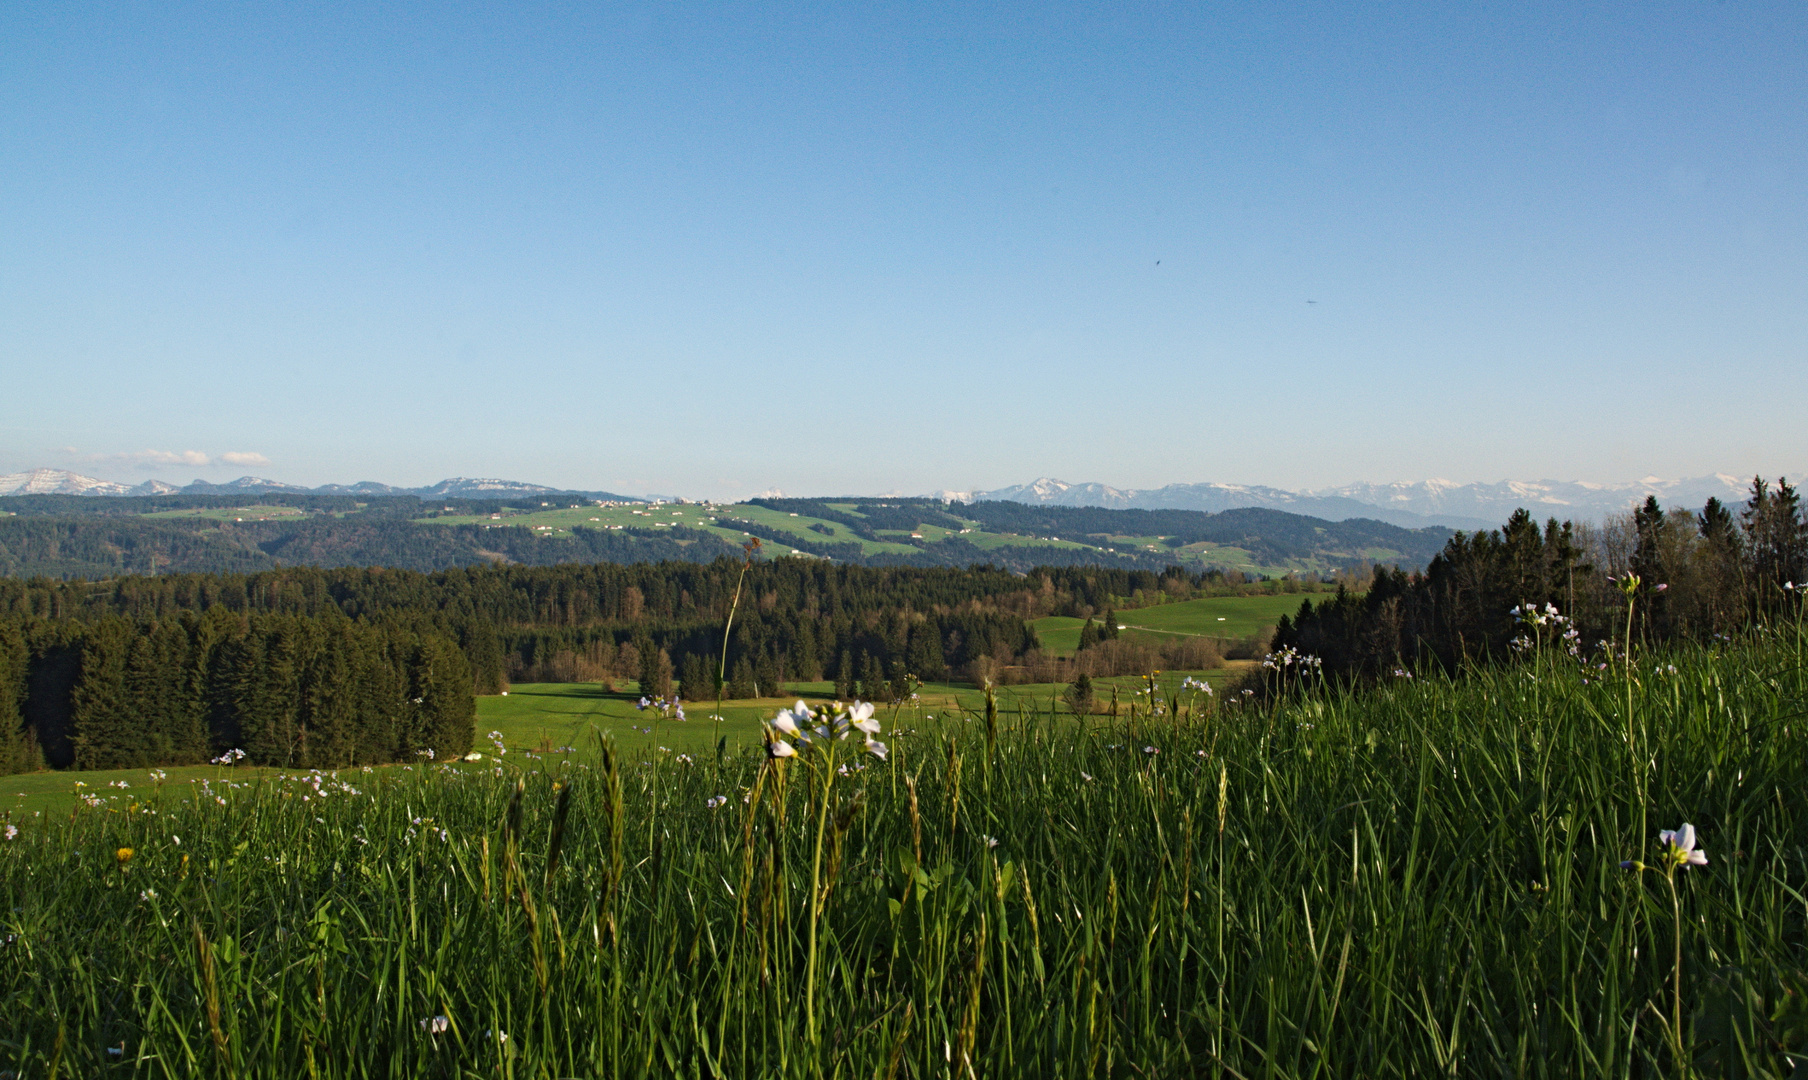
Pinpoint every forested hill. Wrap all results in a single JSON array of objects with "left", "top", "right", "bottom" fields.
[
  {"left": 0, "top": 491, "right": 1455, "bottom": 580},
  {"left": 748, "top": 498, "right": 1454, "bottom": 571}
]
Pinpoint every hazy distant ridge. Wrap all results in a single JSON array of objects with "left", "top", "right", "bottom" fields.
[{"left": 966, "top": 473, "right": 1777, "bottom": 530}]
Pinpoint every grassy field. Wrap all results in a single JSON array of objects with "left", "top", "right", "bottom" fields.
[
  {"left": 140, "top": 504, "right": 314, "bottom": 522},
  {"left": 0, "top": 673, "right": 1236, "bottom": 819},
  {"left": 4, "top": 633, "right": 1804, "bottom": 1075},
  {"left": 1031, "top": 593, "right": 1309, "bottom": 654}
]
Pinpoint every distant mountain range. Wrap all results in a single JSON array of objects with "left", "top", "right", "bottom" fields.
[
  {"left": 0, "top": 469, "right": 635, "bottom": 503},
  {"left": 4, "top": 467, "right": 1790, "bottom": 532},
  {"left": 959, "top": 473, "right": 1780, "bottom": 530}
]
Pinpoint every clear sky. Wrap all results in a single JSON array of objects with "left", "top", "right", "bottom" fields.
[{"left": 3, "top": 2, "right": 1804, "bottom": 500}]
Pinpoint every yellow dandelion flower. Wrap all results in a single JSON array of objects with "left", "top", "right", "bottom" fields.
[{"left": 116, "top": 846, "right": 134, "bottom": 865}]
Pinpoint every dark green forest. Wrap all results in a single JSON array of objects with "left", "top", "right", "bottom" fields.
[
  {"left": 0, "top": 613, "right": 474, "bottom": 773},
  {"left": 0, "top": 516, "right": 746, "bottom": 579}
]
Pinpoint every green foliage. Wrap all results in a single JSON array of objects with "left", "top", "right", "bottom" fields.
[{"left": 2, "top": 632, "right": 1804, "bottom": 1074}]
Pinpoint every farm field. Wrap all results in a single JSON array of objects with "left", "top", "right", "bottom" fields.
[
  {"left": 4, "top": 635, "right": 1802, "bottom": 1075},
  {"left": 1031, "top": 592, "right": 1309, "bottom": 654}
]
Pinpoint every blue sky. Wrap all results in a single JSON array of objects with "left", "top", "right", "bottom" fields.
[{"left": 3, "top": 2, "right": 1803, "bottom": 499}]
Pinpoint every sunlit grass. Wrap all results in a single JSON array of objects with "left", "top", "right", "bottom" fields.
[{"left": 2, "top": 637, "right": 1803, "bottom": 1076}]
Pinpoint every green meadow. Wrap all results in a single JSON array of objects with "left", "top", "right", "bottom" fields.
[
  {"left": 140, "top": 504, "right": 314, "bottom": 522},
  {"left": 0, "top": 674, "right": 1237, "bottom": 819},
  {"left": 1030, "top": 593, "right": 1307, "bottom": 654},
  {"left": 4, "top": 633, "right": 1803, "bottom": 1075}
]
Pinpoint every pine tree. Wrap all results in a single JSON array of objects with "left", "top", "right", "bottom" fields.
[
  {"left": 1102, "top": 609, "right": 1120, "bottom": 640},
  {"left": 1077, "top": 618, "right": 1101, "bottom": 651}
]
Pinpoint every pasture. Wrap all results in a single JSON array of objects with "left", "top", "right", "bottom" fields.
[
  {"left": 0, "top": 673, "right": 1234, "bottom": 819},
  {"left": 139, "top": 504, "right": 312, "bottom": 522},
  {"left": 1031, "top": 592, "right": 1307, "bottom": 655},
  {"left": 4, "top": 633, "right": 1802, "bottom": 1075}
]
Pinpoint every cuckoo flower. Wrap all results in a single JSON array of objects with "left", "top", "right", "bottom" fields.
[
  {"left": 1660, "top": 823, "right": 1708, "bottom": 868},
  {"left": 764, "top": 700, "right": 886, "bottom": 761}
]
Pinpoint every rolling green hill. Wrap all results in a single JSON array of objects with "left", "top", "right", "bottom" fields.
[{"left": 0, "top": 492, "right": 1454, "bottom": 579}]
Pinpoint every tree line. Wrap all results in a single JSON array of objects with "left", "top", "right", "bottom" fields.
[
  {"left": 0, "top": 609, "right": 475, "bottom": 774},
  {"left": 0, "top": 516, "right": 745, "bottom": 579},
  {"left": 1270, "top": 477, "right": 1808, "bottom": 681}
]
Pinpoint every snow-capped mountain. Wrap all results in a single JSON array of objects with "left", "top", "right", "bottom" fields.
[
  {"left": 0, "top": 469, "right": 179, "bottom": 497},
  {"left": 413, "top": 477, "right": 594, "bottom": 499},
  {"left": 1317, "top": 475, "right": 1758, "bottom": 526},
  {"left": 0, "top": 469, "right": 636, "bottom": 502},
  {"left": 968, "top": 473, "right": 1784, "bottom": 530}
]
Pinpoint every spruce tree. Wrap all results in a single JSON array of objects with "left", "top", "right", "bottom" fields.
[
  {"left": 834, "top": 650, "right": 855, "bottom": 700},
  {"left": 1102, "top": 609, "right": 1120, "bottom": 640},
  {"left": 728, "top": 657, "right": 757, "bottom": 700},
  {"left": 69, "top": 618, "right": 134, "bottom": 769},
  {"left": 906, "top": 623, "right": 946, "bottom": 681},
  {"left": 755, "top": 652, "right": 784, "bottom": 699},
  {"left": 1063, "top": 672, "right": 1095, "bottom": 715},
  {"left": 640, "top": 647, "right": 674, "bottom": 700},
  {"left": 859, "top": 652, "right": 886, "bottom": 703},
  {"left": 678, "top": 653, "right": 714, "bottom": 701},
  {"left": 887, "top": 660, "right": 913, "bottom": 703},
  {"left": 0, "top": 621, "right": 37, "bottom": 775}
]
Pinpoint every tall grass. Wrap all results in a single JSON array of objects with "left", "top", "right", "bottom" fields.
[{"left": 2, "top": 631, "right": 1804, "bottom": 1077}]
